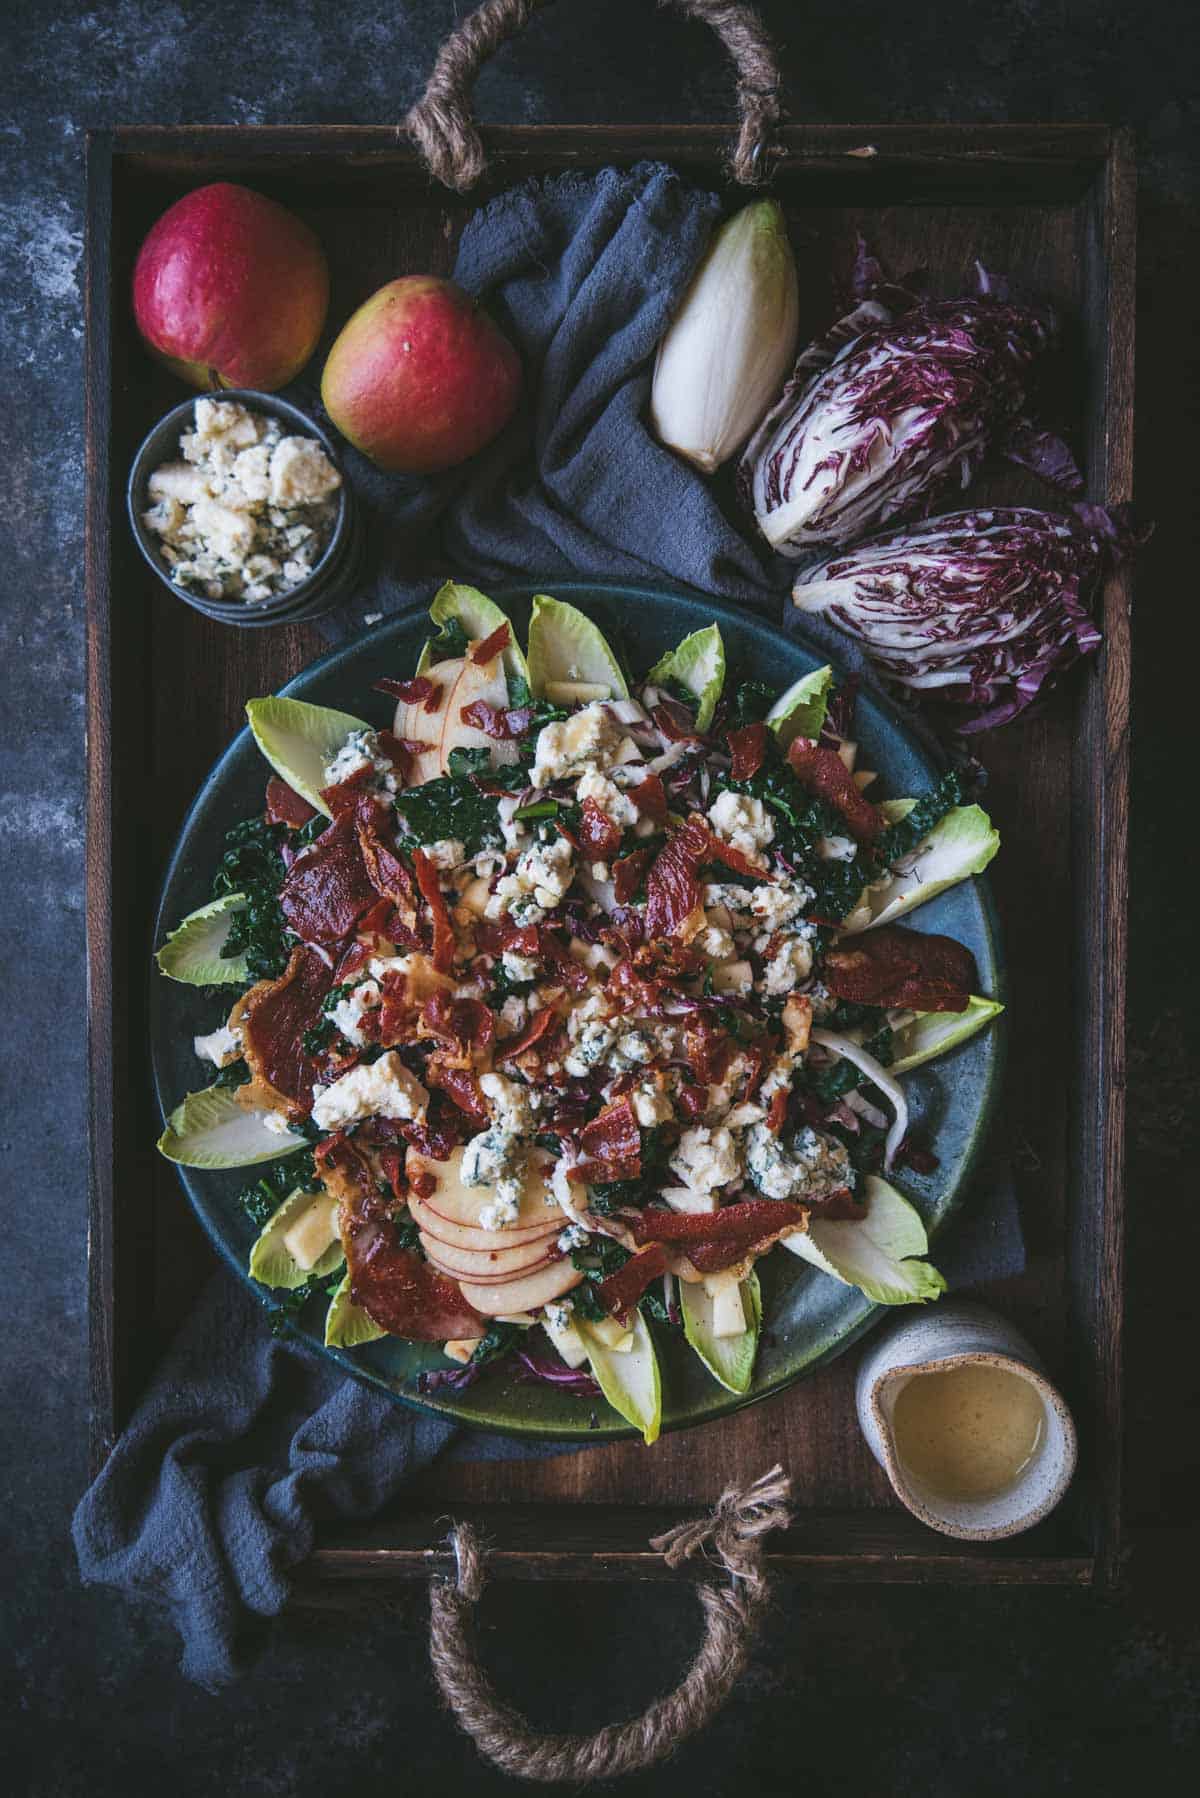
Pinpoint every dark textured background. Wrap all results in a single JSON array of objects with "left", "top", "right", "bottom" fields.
[{"left": 3, "top": 1, "right": 1198, "bottom": 1792}]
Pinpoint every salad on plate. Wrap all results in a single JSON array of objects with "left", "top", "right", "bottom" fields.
[{"left": 156, "top": 583, "right": 1002, "bottom": 1443}]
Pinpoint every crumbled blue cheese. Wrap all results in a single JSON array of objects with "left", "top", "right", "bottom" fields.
[
  {"left": 463, "top": 1125, "right": 526, "bottom": 1228},
  {"left": 745, "top": 1122, "right": 854, "bottom": 1200},
  {"left": 501, "top": 949, "right": 538, "bottom": 983},
  {"left": 310, "top": 1052, "right": 428, "bottom": 1131},
  {"left": 144, "top": 398, "right": 340, "bottom": 604},
  {"left": 817, "top": 834, "right": 858, "bottom": 862},
  {"left": 193, "top": 1021, "right": 242, "bottom": 1066},
  {"left": 575, "top": 769, "right": 638, "bottom": 828},
  {"left": 670, "top": 1125, "right": 741, "bottom": 1200},
  {"left": 760, "top": 931, "right": 816, "bottom": 997},
  {"left": 610, "top": 1030, "right": 654, "bottom": 1070},
  {"left": 749, "top": 882, "right": 811, "bottom": 932},
  {"left": 323, "top": 728, "right": 398, "bottom": 796},
  {"left": 487, "top": 836, "right": 575, "bottom": 925},
  {"left": 479, "top": 1071, "right": 534, "bottom": 1136},
  {"left": 706, "top": 790, "right": 774, "bottom": 866},
  {"left": 423, "top": 838, "right": 466, "bottom": 872},
  {"left": 631, "top": 1081, "right": 674, "bottom": 1127},
  {"left": 564, "top": 1019, "right": 616, "bottom": 1079},
  {"left": 557, "top": 1223, "right": 590, "bottom": 1253},
  {"left": 695, "top": 917, "right": 736, "bottom": 960},
  {"left": 329, "top": 980, "right": 381, "bottom": 1047},
  {"left": 531, "top": 702, "right": 628, "bottom": 787}
]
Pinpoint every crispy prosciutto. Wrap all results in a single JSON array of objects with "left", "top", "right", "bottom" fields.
[
  {"left": 823, "top": 924, "right": 976, "bottom": 1012},
  {"left": 413, "top": 849, "right": 456, "bottom": 972},
  {"left": 265, "top": 776, "right": 318, "bottom": 830},
  {"left": 317, "top": 1134, "right": 483, "bottom": 1340},
  {"left": 628, "top": 1199, "right": 807, "bottom": 1246},
  {"left": 356, "top": 798, "right": 421, "bottom": 942},
  {"left": 234, "top": 945, "right": 333, "bottom": 1116},
  {"left": 458, "top": 701, "right": 534, "bottom": 740},
  {"left": 613, "top": 847, "right": 653, "bottom": 906},
  {"left": 644, "top": 813, "right": 710, "bottom": 938},
  {"left": 597, "top": 1243, "right": 669, "bottom": 1321},
  {"left": 726, "top": 721, "right": 768, "bottom": 782},
  {"left": 472, "top": 621, "right": 511, "bottom": 665},
  {"left": 419, "top": 991, "right": 494, "bottom": 1065},
  {"left": 279, "top": 809, "right": 378, "bottom": 945},
  {"left": 626, "top": 771, "right": 668, "bottom": 823},
  {"left": 425, "top": 1059, "right": 490, "bottom": 1124},
  {"left": 497, "top": 1005, "right": 557, "bottom": 1059},
  {"left": 786, "top": 737, "right": 884, "bottom": 843},
  {"left": 373, "top": 674, "right": 442, "bottom": 712},
  {"left": 578, "top": 797, "right": 623, "bottom": 860},
  {"left": 571, "top": 1096, "right": 641, "bottom": 1181}
]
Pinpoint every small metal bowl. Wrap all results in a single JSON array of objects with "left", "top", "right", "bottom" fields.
[{"left": 127, "top": 389, "right": 361, "bottom": 627}]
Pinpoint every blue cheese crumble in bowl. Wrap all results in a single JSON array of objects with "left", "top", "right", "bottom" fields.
[{"left": 128, "top": 391, "right": 360, "bottom": 626}]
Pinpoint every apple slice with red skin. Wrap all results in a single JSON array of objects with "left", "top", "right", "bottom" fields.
[
  {"left": 394, "top": 653, "right": 519, "bottom": 785},
  {"left": 416, "top": 1229, "right": 561, "bottom": 1280},
  {"left": 424, "top": 1247, "right": 560, "bottom": 1287},
  {"left": 458, "top": 1258, "right": 584, "bottom": 1318},
  {"left": 409, "top": 1147, "right": 562, "bottom": 1234},
  {"left": 407, "top": 1193, "right": 559, "bottom": 1254}
]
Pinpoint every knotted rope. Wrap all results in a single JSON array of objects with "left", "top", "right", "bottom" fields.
[
  {"left": 428, "top": 1465, "right": 793, "bottom": 1782},
  {"left": 406, "top": 0, "right": 783, "bottom": 192}
]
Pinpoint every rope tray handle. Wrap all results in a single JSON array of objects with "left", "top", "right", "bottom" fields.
[
  {"left": 406, "top": 0, "right": 783, "bottom": 192},
  {"left": 428, "top": 1465, "right": 793, "bottom": 1781}
]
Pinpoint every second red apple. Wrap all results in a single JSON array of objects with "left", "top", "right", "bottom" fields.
[{"left": 320, "top": 277, "right": 521, "bottom": 474}]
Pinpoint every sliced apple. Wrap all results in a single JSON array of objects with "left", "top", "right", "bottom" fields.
[
  {"left": 458, "top": 1258, "right": 584, "bottom": 1318},
  {"left": 410, "top": 1147, "right": 562, "bottom": 1233},
  {"left": 425, "top": 1248, "right": 559, "bottom": 1287},
  {"left": 408, "top": 1192, "right": 560, "bottom": 1253},
  {"left": 417, "top": 1229, "right": 560, "bottom": 1279},
  {"left": 394, "top": 653, "right": 520, "bottom": 783}
]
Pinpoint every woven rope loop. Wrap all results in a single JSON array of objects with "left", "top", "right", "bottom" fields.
[
  {"left": 405, "top": 0, "right": 783, "bottom": 192},
  {"left": 428, "top": 1466, "right": 792, "bottom": 1783}
]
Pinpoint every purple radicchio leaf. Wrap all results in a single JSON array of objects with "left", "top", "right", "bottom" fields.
[
  {"left": 514, "top": 1349, "right": 601, "bottom": 1396},
  {"left": 1004, "top": 422, "right": 1084, "bottom": 493},
  {"left": 791, "top": 504, "right": 1141, "bottom": 733},
  {"left": 417, "top": 1360, "right": 485, "bottom": 1394},
  {"left": 741, "top": 283, "right": 1061, "bottom": 554}
]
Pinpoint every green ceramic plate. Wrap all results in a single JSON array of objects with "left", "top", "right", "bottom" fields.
[{"left": 149, "top": 582, "right": 1006, "bottom": 1441}]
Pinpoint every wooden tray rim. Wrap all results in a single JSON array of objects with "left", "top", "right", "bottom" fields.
[{"left": 84, "top": 120, "right": 1134, "bottom": 1589}]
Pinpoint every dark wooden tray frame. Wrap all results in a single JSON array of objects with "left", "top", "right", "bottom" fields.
[{"left": 85, "top": 123, "right": 1133, "bottom": 1591}]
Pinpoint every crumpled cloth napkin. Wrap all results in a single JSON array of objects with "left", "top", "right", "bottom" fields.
[{"left": 74, "top": 162, "right": 1024, "bottom": 1690}]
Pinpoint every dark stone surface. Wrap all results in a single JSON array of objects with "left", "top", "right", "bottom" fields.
[{"left": 2, "top": 1, "right": 1197, "bottom": 1791}]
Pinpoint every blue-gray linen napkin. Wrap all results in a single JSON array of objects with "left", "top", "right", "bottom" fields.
[{"left": 74, "top": 162, "right": 1023, "bottom": 1690}]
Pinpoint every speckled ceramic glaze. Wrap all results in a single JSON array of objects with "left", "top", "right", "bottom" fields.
[
  {"left": 856, "top": 1300, "right": 1077, "bottom": 1539},
  {"left": 150, "top": 582, "right": 1006, "bottom": 1441}
]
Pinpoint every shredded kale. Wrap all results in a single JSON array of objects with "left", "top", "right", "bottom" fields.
[
  {"left": 301, "top": 1019, "right": 336, "bottom": 1055},
  {"left": 394, "top": 1217, "right": 421, "bottom": 1252},
  {"left": 729, "top": 679, "right": 777, "bottom": 727},
  {"left": 470, "top": 1322, "right": 525, "bottom": 1366},
  {"left": 395, "top": 772, "right": 504, "bottom": 854},
  {"left": 213, "top": 1057, "right": 251, "bottom": 1090},
  {"left": 238, "top": 1151, "right": 321, "bottom": 1228},
  {"left": 876, "top": 768, "right": 966, "bottom": 866},
  {"left": 432, "top": 616, "right": 470, "bottom": 659},
  {"left": 211, "top": 816, "right": 293, "bottom": 980},
  {"left": 267, "top": 1270, "right": 341, "bottom": 1336},
  {"left": 639, "top": 1288, "right": 680, "bottom": 1328}
]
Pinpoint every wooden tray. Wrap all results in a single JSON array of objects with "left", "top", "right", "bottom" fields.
[{"left": 85, "top": 123, "right": 1133, "bottom": 1590}]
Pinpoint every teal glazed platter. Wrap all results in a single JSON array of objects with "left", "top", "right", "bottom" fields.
[{"left": 149, "top": 582, "right": 1006, "bottom": 1442}]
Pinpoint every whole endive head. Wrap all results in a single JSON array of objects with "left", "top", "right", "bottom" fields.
[
  {"left": 651, "top": 199, "right": 799, "bottom": 475},
  {"left": 742, "top": 273, "right": 1079, "bottom": 554}
]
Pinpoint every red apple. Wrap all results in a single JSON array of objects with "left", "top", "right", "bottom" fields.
[
  {"left": 320, "top": 276, "right": 521, "bottom": 474},
  {"left": 133, "top": 182, "right": 329, "bottom": 390}
]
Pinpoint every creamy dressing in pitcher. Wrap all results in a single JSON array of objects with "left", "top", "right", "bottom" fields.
[{"left": 892, "top": 1362, "right": 1045, "bottom": 1500}]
